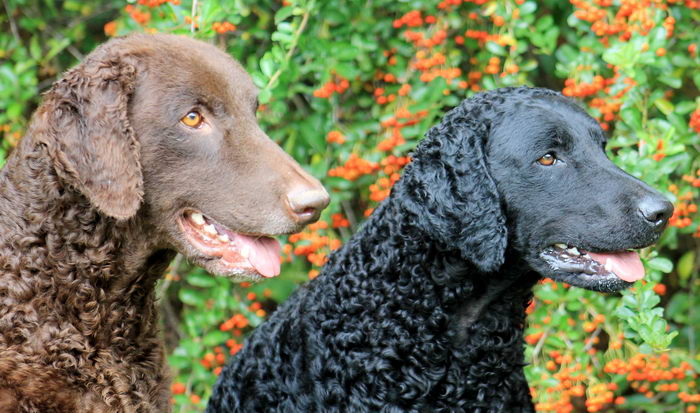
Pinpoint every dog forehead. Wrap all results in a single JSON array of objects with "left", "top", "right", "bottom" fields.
[
  {"left": 488, "top": 98, "right": 603, "bottom": 156},
  {"left": 177, "top": 59, "right": 257, "bottom": 107},
  {"left": 181, "top": 51, "right": 256, "bottom": 106},
  {"left": 128, "top": 34, "right": 258, "bottom": 106},
  {"left": 517, "top": 97, "right": 599, "bottom": 136}
]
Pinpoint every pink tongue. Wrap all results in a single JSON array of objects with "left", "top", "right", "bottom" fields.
[
  {"left": 587, "top": 251, "right": 645, "bottom": 282},
  {"left": 236, "top": 235, "right": 281, "bottom": 278}
]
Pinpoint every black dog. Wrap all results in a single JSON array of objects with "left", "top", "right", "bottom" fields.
[{"left": 207, "top": 87, "right": 672, "bottom": 412}]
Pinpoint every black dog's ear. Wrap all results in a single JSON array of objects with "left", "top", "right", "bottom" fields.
[
  {"left": 40, "top": 44, "right": 143, "bottom": 220},
  {"left": 400, "top": 102, "right": 507, "bottom": 272}
]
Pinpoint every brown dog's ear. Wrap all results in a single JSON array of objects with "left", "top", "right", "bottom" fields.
[{"left": 45, "top": 48, "right": 143, "bottom": 220}]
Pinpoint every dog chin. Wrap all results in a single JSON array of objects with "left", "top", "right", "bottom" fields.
[
  {"left": 541, "top": 269, "right": 632, "bottom": 293},
  {"left": 525, "top": 253, "right": 634, "bottom": 293},
  {"left": 200, "top": 259, "right": 265, "bottom": 282}
]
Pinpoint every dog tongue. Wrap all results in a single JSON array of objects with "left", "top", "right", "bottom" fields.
[
  {"left": 587, "top": 251, "right": 645, "bottom": 282},
  {"left": 226, "top": 235, "right": 281, "bottom": 278}
]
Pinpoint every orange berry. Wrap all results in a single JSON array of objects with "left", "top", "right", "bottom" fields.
[
  {"left": 104, "top": 21, "right": 117, "bottom": 37},
  {"left": 171, "top": 382, "right": 186, "bottom": 395}
]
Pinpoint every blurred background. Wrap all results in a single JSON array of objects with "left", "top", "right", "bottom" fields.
[{"left": 1, "top": 0, "right": 700, "bottom": 411}]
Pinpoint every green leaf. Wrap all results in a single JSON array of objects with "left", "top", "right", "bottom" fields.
[
  {"left": 677, "top": 251, "right": 695, "bottom": 281},
  {"left": 535, "top": 287, "right": 559, "bottom": 302},
  {"left": 45, "top": 38, "right": 71, "bottom": 61},
  {"left": 331, "top": 43, "right": 360, "bottom": 60},
  {"left": 179, "top": 288, "right": 206, "bottom": 306},
  {"left": 658, "top": 73, "right": 682, "bottom": 89},
  {"left": 260, "top": 52, "right": 276, "bottom": 78},
  {"left": 168, "top": 354, "right": 192, "bottom": 369},
  {"left": 181, "top": 339, "right": 203, "bottom": 358},
  {"left": 615, "top": 305, "right": 636, "bottom": 319},
  {"left": 666, "top": 293, "right": 689, "bottom": 323},
  {"left": 258, "top": 88, "right": 272, "bottom": 104},
  {"left": 602, "top": 41, "right": 638, "bottom": 68},
  {"left": 203, "top": 330, "right": 228, "bottom": 346},
  {"left": 653, "top": 98, "right": 674, "bottom": 116},
  {"left": 251, "top": 72, "right": 268, "bottom": 88},
  {"left": 647, "top": 257, "right": 673, "bottom": 273},
  {"left": 620, "top": 107, "right": 642, "bottom": 129},
  {"left": 676, "top": 101, "right": 698, "bottom": 115},
  {"left": 520, "top": 1, "right": 537, "bottom": 14},
  {"left": 693, "top": 72, "right": 700, "bottom": 89},
  {"left": 274, "top": 6, "right": 294, "bottom": 23},
  {"left": 186, "top": 273, "right": 217, "bottom": 288},
  {"left": 486, "top": 41, "right": 505, "bottom": 56},
  {"left": 29, "top": 36, "right": 41, "bottom": 61},
  {"left": 271, "top": 31, "right": 293, "bottom": 43}
]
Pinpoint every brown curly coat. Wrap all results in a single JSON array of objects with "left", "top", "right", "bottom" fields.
[{"left": 0, "top": 33, "right": 328, "bottom": 412}]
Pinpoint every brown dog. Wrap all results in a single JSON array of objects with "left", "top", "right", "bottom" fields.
[{"left": 0, "top": 33, "right": 328, "bottom": 412}]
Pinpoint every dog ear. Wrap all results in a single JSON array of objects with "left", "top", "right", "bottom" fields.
[
  {"left": 400, "top": 100, "right": 507, "bottom": 273},
  {"left": 43, "top": 46, "right": 143, "bottom": 220}
]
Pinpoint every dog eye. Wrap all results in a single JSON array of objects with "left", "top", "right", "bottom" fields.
[
  {"left": 537, "top": 153, "right": 557, "bottom": 166},
  {"left": 181, "top": 111, "right": 204, "bottom": 128}
]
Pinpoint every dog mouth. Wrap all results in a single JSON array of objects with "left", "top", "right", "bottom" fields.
[
  {"left": 177, "top": 210, "right": 281, "bottom": 278},
  {"left": 539, "top": 243, "right": 644, "bottom": 289}
]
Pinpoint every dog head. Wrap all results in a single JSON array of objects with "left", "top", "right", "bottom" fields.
[
  {"left": 36, "top": 33, "right": 329, "bottom": 281},
  {"left": 402, "top": 87, "right": 671, "bottom": 292}
]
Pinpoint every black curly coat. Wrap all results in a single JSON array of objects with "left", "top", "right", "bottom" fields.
[{"left": 207, "top": 87, "right": 673, "bottom": 412}]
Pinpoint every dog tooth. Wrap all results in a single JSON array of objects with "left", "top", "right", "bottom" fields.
[
  {"left": 218, "top": 233, "right": 230, "bottom": 243},
  {"left": 203, "top": 224, "right": 217, "bottom": 235},
  {"left": 241, "top": 245, "right": 250, "bottom": 259},
  {"left": 567, "top": 247, "right": 580, "bottom": 256},
  {"left": 191, "top": 212, "right": 205, "bottom": 226},
  {"left": 604, "top": 259, "right": 613, "bottom": 272},
  {"left": 554, "top": 243, "right": 567, "bottom": 249}
]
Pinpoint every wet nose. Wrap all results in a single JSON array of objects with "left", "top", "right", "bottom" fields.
[
  {"left": 638, "top": 195, "right": 673, "bottom": 230},
  {"left": 286, "top": 187, "right": 330, "bottom": 225}
]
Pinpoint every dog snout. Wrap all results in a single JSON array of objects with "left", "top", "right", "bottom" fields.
[
  {"left": 286, "top": 187, "right": 330, "bottom": 225},
  {"left": 637, "top": 194, "right": 673, "bottom": 230}
]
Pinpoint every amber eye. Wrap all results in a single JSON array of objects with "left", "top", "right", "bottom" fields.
[
  {"left": 537, "top": 153, "right": 557, "bottom": 166},
  {"left": 181, "top": 111, "right": 204, "bottom": 128}
]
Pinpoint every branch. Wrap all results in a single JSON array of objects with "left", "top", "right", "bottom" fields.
[
  {"left": 2, "top": 0, "right": 20, "bottom": 43},
  {"left": 266, "top": 6, "right": 311, "bottom": 89},
  {"left": 190, "top": 0, "right": 198, "bottom": 34}
]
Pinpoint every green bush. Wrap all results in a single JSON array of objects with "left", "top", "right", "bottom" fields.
[{"left": 2, "top": 0, "right": 700, "bottom": 411}]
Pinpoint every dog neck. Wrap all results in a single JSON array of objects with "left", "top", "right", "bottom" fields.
[
  {"left": 0, "top": 138, "right": 173, "bottom": 349},
  {"left": 282, "top": 192, "right": 540, "bottom": 410},
  {"left": 0, "top": 138, "right": 174, "bottom": 410},
  {"left": 327, "top": 193, "right": 538, "bottom": 334}
]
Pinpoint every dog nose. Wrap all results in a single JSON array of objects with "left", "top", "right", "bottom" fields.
[
  {"left": 638, "top": 195, "right": 673, "bottom": 230},
  {"left": 286, "top": 188, "right": 330, "bottom": 224}
]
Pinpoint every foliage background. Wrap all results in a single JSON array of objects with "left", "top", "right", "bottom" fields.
[{"left": 2, "top": 0, "right": 700, "bottom": 411}]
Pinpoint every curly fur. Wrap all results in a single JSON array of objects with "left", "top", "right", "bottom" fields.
[
  {"left": 0, "top": 34, "right": 328, "bottom": 412},
  {"left": 208, "top": 87, "right": 672, "bottom": 412}
]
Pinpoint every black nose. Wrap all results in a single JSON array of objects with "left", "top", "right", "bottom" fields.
[{"left": 638, "top": 195, "right": 673, "bottom": 230}]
